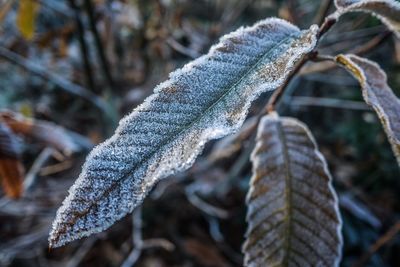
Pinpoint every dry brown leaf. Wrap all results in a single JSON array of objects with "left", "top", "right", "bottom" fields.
[
  {"left": 0, "top": 111, "right": 81, "bottom": 156},
  {"left": 243, "top": 113, "right": 342, "bottom": 267},
  {"left": 335, "top": 54, "right": 400, "bottom": 166},
  {"left": 0, "top": 123, "right": 24, "bottom": 199}
]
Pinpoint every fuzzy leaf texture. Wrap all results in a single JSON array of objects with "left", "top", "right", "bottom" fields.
[
  {"left": 49, "top": 18, "right": 319, "bottom": 247},
  {"left": 334, "top": 0, "right": 400, "bottom": 37},
  {"left": 336, "top": 54, "right": 400, "bottom": 166},
  {"left": 243, "top": 113, "right": 342, "bottom": 267}
]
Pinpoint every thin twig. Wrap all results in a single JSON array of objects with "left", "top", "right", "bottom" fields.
[
  {"left": 319, "top": 25, "right": 387, "bottom": 48},
  {"left": 213, "top": 138, "right": 255, "bottom": 197},
  {"left": 351, "top": 30, "right": 391, "bottom": 55},
  {"left": 185, "top": 184, "right": 229, "bottom": 219},
  {"left": 0, "top": 46, "right": 109, "bottom": 113},
  {"left": 120, "top": 206, "right": 174, "bottom": 267},
  {"left": 300, "top": 31, "right": 391, "bottom": 75},
  {"left": 166, "top": 37, "right": 201, "bottom": 59},
  {"left": 207, "top": 216, "right": 224, "bottom": 242},
  {"left": 313, "top": 0, "right": 333, "bottom": 26},
  {"left": 311, "top": 54, "right": 335, "bottom": 62},
  {"left": 68, "top": 0, "right": 97, "bottom": 93},
  {"left": 0, "top": 226, "right": 50, "bottom": 261},
  {"left": 318, "top": 13, "right": 338, "bottom": 39},
  {"left": 83, "top": 0, "right": 114, "bottom": 91},
  {"left": 270, "top": 27, "right": 388, "bottom": 111},
  {"left": 66, "top": 237, "right": 98, "bottom": 267},
  {"left": 24, "top": 147, "right": 54, "bottom": 192},
  {"left": 120, "top": 207, "right": 142, "bottom": 267},
  {"left": 352, "top": 221, "right": 400, "bottom": 267},
  {"left": 205, "top": 215, "right": 243, "bottom": 265},
  {"left": 290, "top": 96, "right": 370, "bottom": 110},
  {"left": 39, "top": 160, "right": 73, "bottom": 176}
]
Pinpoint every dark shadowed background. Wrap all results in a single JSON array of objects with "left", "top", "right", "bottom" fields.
[{"left": 0, "top": 0, "right": 399, "bottom": 266}]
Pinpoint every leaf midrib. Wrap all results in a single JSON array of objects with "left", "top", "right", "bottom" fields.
[{"left": 276, "top": 120, "right": 293, "bottom": 267}]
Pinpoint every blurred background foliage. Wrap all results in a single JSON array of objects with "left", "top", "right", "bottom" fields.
[{"left": 0, "top": 0, "right": 399, "bottom": 266}]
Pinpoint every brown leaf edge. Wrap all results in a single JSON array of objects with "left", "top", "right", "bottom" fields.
[{"left": 335, "top": 54, "right": 400, "bottom": 166}]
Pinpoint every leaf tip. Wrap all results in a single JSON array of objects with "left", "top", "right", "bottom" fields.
[{"left": 48, "top": 219, "right": 67, "bottom": 248}]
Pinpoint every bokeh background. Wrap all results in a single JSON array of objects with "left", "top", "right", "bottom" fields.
[{"left": 0, "top": 0, "right": 399, "bottom": 266}]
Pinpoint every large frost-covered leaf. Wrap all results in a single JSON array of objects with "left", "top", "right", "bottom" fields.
[
  {"left": 334, "top": 0, "right": 400, "bottom": 37},
  {"left": 336, "top": 54, "right": 400, "bottom": 166},
  {"left": 243, "top": 113, "right": 342, "bottom": 267},
  {"left": 49, "top": 18, "right": 319, "bottom": 247}
]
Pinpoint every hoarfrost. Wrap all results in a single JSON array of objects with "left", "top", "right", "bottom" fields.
[{"left": 49, "top": 18, "right": 318, "bottom": 247}]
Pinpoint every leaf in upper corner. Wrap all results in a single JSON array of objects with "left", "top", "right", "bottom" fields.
[
  {"left": 334, "top": 0, "right": 400, "bottom": 37},
  {"left": 243, "top": 113, "right": 342, "bottom": 267},
  {"left": 335, "top": 54, "right": 400, "bottom": 166},
  {"left": 49, "top": 18, "right": 319, "bottom": 247},
  {"left": 0, "top": 122, "right": 24, "bottom": 199},
  {"left": 16, "top": 0, "right": 40, "bottom": 40}
]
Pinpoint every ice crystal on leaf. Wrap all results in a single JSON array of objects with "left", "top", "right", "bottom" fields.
[{"left": 49, "top": 18, "right": 318, "bottom": 247}]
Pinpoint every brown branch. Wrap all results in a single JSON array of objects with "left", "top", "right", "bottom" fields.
[
  {"left": 271, "top": 30, "right": 390, "bottom": 112},
  {"left": 318, "top": 14, "right": 338, "bottom": 39},
  {"left": 313, "top": 0, "right": 333, "bottom": 26},
  {"left": 66, "top": 237, "right": 98, "bottom": 267},
  {"left": 300, "top": 31, "right": 391, "bottom": 75},
  {"left": 351, "top": 30, "right": 391, "bottom": 55},
  {"left": 352, "top": 221, "right": 400, "bottom": 267}
]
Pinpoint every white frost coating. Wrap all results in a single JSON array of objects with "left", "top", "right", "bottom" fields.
[
  {"left": 243, "top": 113, "right": 343, "bottom": 267},
  {"left": 334, "top": 0, "right": 400, "bottom": 37},
  {"left": 49, "top": 18, "right": 319, "bottom": 247}
]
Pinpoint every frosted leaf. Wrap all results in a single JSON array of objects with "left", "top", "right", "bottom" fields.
[
  {"left": 243, "top": 113, "right": 342, "bottom": 267},
  {"left": 336, "top": 54, "right": 400, "bottom": 166},
  {"left": 49, "top": 18, "right": 319, "bottom": 248},
  {"left": 334, "top": 0, "right": 400, "bottom": 37}
]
